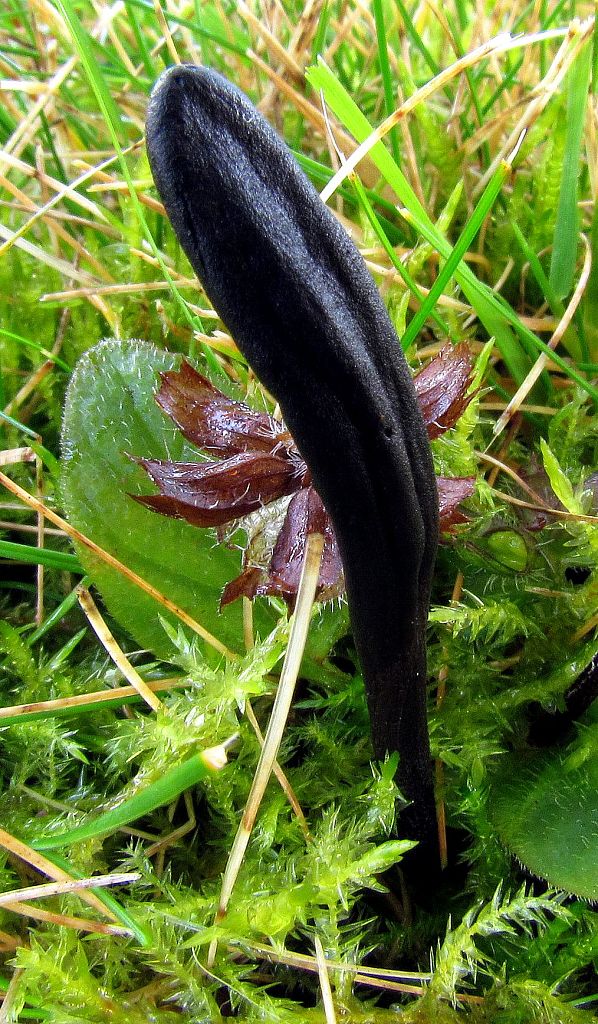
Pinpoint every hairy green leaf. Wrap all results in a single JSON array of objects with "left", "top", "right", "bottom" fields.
[
  {"left": 489, "top": 739, "right": 598, "bottom": 899},
  {"left": 60, "top": 339, "right": 275, "bottom": 660}
]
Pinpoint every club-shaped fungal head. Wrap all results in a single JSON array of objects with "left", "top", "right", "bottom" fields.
[{"left": 146, "top": 65, "right": 440, "bottom": 859}]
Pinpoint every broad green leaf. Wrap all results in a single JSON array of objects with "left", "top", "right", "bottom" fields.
[
  {"left": 489, "top": 738, "right": 598, "bottom": 900},
  {"left": 61, "top": 339, "right": 275, "bottom": 661}
]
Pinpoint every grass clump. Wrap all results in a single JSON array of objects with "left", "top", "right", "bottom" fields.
[{"left": 1, "top": 1, "right": 597, "bottom": 1021}]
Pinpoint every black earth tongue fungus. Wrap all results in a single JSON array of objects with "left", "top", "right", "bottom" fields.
[{"left": 146, "top": 64, "right": 440, "bottom": 867}]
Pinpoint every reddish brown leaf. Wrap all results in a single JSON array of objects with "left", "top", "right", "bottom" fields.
[
  {"left": 414, "top": 344, "right": 474, "bottom": 439},
  {"left": 220, "top": 566, "right": 264, "bottom": 607},
  {"left": 221, "top": 487, "right": 343, "bottom": 608},
  {"left": 139, "top": 352, "right": 477, "bottom": 605},
  {"left": 133, "top": 451, "right": 302, "bottom": 527},
  {"left": 156, "top": 360, "right": 291, "bottom": 456},
  {"left": 201, "top": 471, "right": 474, "bottom": 606},
  {"left": 437, "top": 475, "right": 475, "bottom": 528},
  {"left": 266, "top": 488, "right": 341, "bottom": 598}
]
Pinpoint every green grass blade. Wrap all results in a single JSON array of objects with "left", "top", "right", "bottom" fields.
[
  {"left": 296, "top": 151, "right": 408, "bottom": 236},
  {"left": 306, "top": 59, "right": 530, "bottom": 383},
  {"left": 351, "top": 174, "right": 453, "bottom": 341},
  {"left": 39, "top": 851, "right": 150, "bottom": 946},
  {"left": 511, "top": 220, "right": 576, "bottom": 376},
  {"left": 441, "top": 8, "right": 489, "bottom": 166},
  {"left": 28, "top": 442, "right": 60, "bottom": 478},
  {"left": 593, "top": 8, "right": 598, "bottom": 95},
  {"left": 311, "top": 0, "right": 331, "bottom": 59},
  {"left": 0, "top": 327, "right": 71, "bottom": 372},
  {"left": 583, "top": 201, "right": 598, "bottom": 362},
  {"left": 53, "top": 1, "right": 126, "bottom": 143},
  {"left": 373, "top": 0, "right": 401, "bottom": 166},
  {"left": 55, "top": 0, "right": 226, "bottom": 382},
  {"left": 33, "top": 746, "right": 230, "bottom": 850},
  {"left": 123, "top": 1, "right": 156, "bottom": 80},
  {"left": 0, "top": 540, "right": 82, "bottom": 573},
  {"left": 512, "top": 221, "right": 564, "bottom": 318},
  {"left": 0, "top": 411, "right": 41, "bottom": 441},
  {"left": 124, "top": 0, "right": 250, "bottom": 58},
  {"left": 482, "top": 54, "right": 524, "bottom": 115},
  {"left": 393, "top": 0, "right": 439, "bottom": 76},
  {"left": 401, "top": 157, "right": 510, "bottom": 350},
  {"left": 307, "top": 59, "right": 598, "bottom": 401},
  {"left": 549, "top": 38, "right": 592, "bottom": 300},
  {"left": 26, "top": 577, "right": 92, "bottom": 646},
  {"left": 308, "top": 59, "right": 431, "bottom": 225}
]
